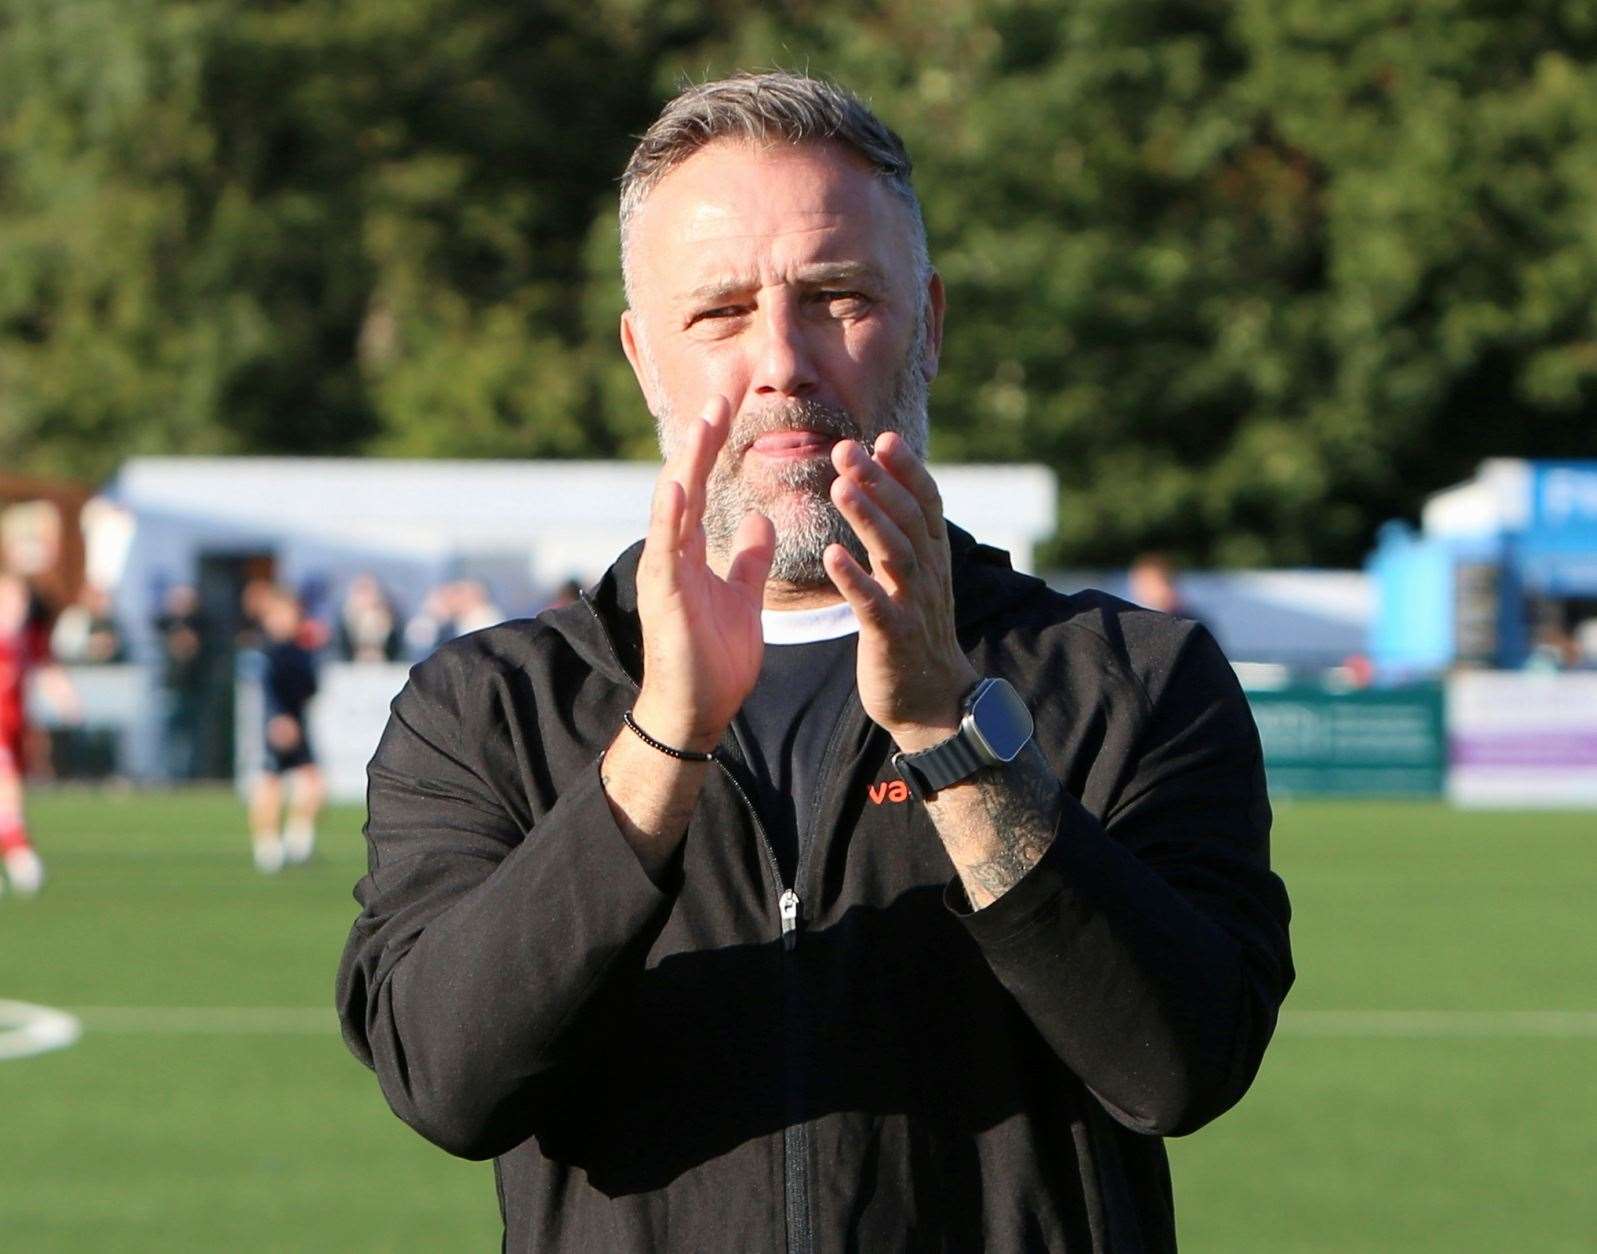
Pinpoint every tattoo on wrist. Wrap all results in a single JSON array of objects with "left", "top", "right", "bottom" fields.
[{"left": 964, "top": 742, "right": 1062, "bottom": 900}]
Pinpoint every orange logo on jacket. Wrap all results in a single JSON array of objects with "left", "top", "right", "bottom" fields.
[{"left": 868, "top": 780, "right": 911, "bottom": 805}]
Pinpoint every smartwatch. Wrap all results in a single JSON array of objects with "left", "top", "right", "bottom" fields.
[{"left": 891, "top": 677, "right": 1034, "bottom": 800}]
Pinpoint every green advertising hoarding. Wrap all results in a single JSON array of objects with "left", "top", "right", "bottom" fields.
[{"left": 1243, "top": 683, "right": 1447, "bottom": 797}]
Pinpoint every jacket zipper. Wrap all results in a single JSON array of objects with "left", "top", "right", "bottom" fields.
[
  {"left": 712, "top": 759, "right": 794, "bottom": 932},
  {"left": 580, "top": 591, "right": 822, "bottom": 1254},
  {"left": 718, "top": 693, "right": 876, "bottom": 1254},
  {"left": 713, "top": 758, "right": 810, "bottom": 1254},
  {"left": 779, "top": 693, "right": 878, "bottom": 1254},
  {"left": 779, "top": 888, "right": 800, "bottom": 950}
]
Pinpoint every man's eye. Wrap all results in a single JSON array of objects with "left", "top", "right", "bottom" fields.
[
  {"left": 816, "top": 290, "right": 870, "bottom": 312},
  {"left": 690, "top": 307, "right": 743, "bottom": 325}
]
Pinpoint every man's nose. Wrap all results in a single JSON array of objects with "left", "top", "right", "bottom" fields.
[{"left": 750, "top": 299, "right": 818, "bottom": 400}]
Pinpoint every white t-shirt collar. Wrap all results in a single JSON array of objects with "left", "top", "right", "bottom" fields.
[{"left": 760, "top": 600, "right": 860, "bottom": 645}]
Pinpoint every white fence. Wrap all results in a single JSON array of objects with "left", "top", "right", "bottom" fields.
[
  {"left": 1447, "top": 672, "right": 1597, "bottom": 807},
  {"left": 25, "top": 665, "right": 165, "bottom": 780}
]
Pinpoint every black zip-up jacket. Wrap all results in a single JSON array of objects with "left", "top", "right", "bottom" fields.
[{"left": 336, "top": 527, "right": 1293, "bottom": 1252}]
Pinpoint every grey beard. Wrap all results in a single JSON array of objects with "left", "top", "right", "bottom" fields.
[
  {"left": 702, "top": 398, "right": 866, "bottom": 585},
  {"left": 653, "top": 322, "right": 931, "bottom": 588},
  {"left": 709, "top": 346, "right": 932, "bottom": 581}
]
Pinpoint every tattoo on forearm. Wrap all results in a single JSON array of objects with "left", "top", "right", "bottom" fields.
[{"left": 960, "top": 741, "right": 1063, "bottom": 903}]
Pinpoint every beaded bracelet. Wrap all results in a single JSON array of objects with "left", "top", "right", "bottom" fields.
[{"left": 622, "top": 709, "right": 717, "bottom": 762}]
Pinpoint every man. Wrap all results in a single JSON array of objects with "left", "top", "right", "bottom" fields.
[
  {"left": 153, "top": 583, "right": 209, "bottom": 782},
  {"left": 1127, "top": 551, "right": 1210, "bottom": 641},
  {"left": 248, "top": 586, "right": 324, "bottom": 872},
  {"left": 338, "top": 72, "right": 1292, "bottom": 1252},
  {"left": 335, "top": 573, "right": 403, "bottom": 664}
]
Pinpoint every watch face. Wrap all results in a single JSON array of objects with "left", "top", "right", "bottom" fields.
[{"left": 968, "top": 679, "right": 1034, "bottom": 763}]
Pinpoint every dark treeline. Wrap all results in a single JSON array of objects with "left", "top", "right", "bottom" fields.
[{"left": 4, "top": 0, "right": 1597, "bottom": 566}]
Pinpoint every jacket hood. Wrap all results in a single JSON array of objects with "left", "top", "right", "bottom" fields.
[{"left": 542, "top": 521, "right": 1047, "bottom": 688}]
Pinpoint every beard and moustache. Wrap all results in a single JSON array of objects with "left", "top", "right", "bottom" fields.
[{"left": 652, "top": 317, "right": 931, "bottom": 587}]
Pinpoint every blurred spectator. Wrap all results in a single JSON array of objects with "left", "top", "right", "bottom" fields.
[
  {"left": 1, "top": 571, "right": 81, "bottom": 896},
  {"left": 1128, "top": 552, "right": 1188, "bottom": 617},
  {"left": 154, "top": 583, "right": 210, "bottom": 782},
  {"left": 1124, "top": 552, "right": 1220, "bottom": 654},
  {"left": 1525, "top": 623, "right": 1579, "bottom": 672},
  {"left": 1577, "top": 618, "right": 1597, "bottom": 668},
  {"left": 238, "top": 577, "right": 275, "bottom": 653},
  {"left": 545, "top": 577, "right": 585, "bottom": 611},
  {"left": 403, "top": 584, "right": 454, "bottom": 659},
  {"left": 336, "top": 574, "right": 403, "bottom": 663},
  {"left": 1127, "top": 551, "right": 1215, "bottom": 640},
  {"left": 50, "top": 583, "right": 127, "bottom": 665},
  {"left": 294, "top": 575, "right": 334, "bottom": 653},
  {"left": 452, "top": 579, "right": 502, "bottom": 636},
  {"left": 404, "top": 579, "right": 504, "bottom": 659},
  {"left": 248, "top": 586, "right": 324, "bottom": 874},
  {"left": 1338, "top": 652, "right": 1376, "bottom": 689}
]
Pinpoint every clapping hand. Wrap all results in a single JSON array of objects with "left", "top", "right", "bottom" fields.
[
  {"left": 631, "top": 397, "right": 775, "bottom": 754},
  {"left": 823, "top": 431, "right": 978, "bottom": 753}
]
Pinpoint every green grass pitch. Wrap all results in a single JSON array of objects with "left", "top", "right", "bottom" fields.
[{"left": 2, "top": 791, "right": 1593, "bottom": 1251}]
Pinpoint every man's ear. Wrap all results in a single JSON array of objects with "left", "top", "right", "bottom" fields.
[
  {"left": 920, "top": 271, "right": 947, "bottom": 384},
  {"left": 620, "top": 309, "right": 658, "bottom": 414}
]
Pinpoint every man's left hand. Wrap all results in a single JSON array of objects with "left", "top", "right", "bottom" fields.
[{"left": 823, "top": 431, "right": 979, "bottom": 752}]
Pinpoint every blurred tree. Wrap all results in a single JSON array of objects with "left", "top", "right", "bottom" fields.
[
  {"left": 694, "top": 0, "right": 1597, "bottom": 565},
  {"left": 0, "top": 0, "right": 233, "bottom": 474},
  {"left": 0, "top": 0, "right": 713, "bottom": 477},
  {"left": 4, "top": 0, "right": 1597, "bottom": 565}
]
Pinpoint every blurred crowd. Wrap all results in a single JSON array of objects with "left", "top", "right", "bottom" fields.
[
  {"left": 8, "top": 541, "right": 1597, "bottom": 787},
  {"left": 3, "top": 565, "right": 587, "bottom": 784}
]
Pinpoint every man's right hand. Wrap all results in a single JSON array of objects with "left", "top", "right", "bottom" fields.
[
  {"left": 631, "top": 397, "right": 774, "bottom": 754},
  {"left": 600, "top": 397, "right": 773, "bottom": 881}
]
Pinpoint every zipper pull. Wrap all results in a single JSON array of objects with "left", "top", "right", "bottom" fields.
[{"left": 780, "top": 889, "right": 801, "bottom": 951}]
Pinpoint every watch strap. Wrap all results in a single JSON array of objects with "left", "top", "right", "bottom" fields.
[
  {"left": 892, "top": 731, "right": 987, "bottom": 801},
  {"left": 891, "top": 677, "right": 1003, "bottom": 800}
]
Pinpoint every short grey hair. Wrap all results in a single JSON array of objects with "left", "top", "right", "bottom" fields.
[{"left": 619, "top": 71, "right": 930, "bottom": 306}]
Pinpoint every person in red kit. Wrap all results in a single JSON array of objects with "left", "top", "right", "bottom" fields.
[{"left": 0, "top": 571, "right": 81, "bottom": 897}]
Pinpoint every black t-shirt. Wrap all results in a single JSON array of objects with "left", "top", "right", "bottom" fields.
[
  {"left": 263, "top": 641, "right": 319, "bottom": 721},
  {"left": 730, "top": 631, "right": 858, "bottom": 886}
]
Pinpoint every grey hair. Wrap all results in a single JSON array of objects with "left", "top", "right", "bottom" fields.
[{"left": 619, "top": 71, "right": 931, "bottom": 306}]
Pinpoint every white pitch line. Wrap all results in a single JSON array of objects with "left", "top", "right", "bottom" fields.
[
  {"left": 1279, "top": 1010, "right": 1597, "bottom": 1038},
  {"left": 0, "top": 1000, "right": 84, "bottom": 1061},
  {"left": 70, "top": 1006, "right": 337, "bottom": 1034}
]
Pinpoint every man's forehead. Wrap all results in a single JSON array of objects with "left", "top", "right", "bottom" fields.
[
  {"left": 652, "top": 136, "right": 883, "bottom": 207},
  {"left": 630, "top": 138, "right": 909, "bottom": 292}
]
